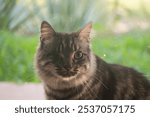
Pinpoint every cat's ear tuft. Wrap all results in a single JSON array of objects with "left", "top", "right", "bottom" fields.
[
  {"left": 40, "top": 21, "right": 55, "bottom": 42},
  {"left": 79, "top": 22, "right": 92, "bottom": 42}
]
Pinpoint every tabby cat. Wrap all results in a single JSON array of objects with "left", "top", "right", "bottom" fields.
[{"left": 35, "top": 21, "right": 150, "bottom": 99}]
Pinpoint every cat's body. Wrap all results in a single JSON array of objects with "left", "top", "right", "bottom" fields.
[{"left": 35, "top": 21, "right": 150, "bottom": 100}]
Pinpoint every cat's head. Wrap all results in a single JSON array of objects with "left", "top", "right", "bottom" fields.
[{"left": 36, "top": 21, "right": 92, "bottom": 79}]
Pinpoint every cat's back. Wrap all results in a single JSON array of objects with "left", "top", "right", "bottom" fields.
[
  {"left": 108, "top": 63, "right": 150, "bottom": 99},
  {"left": 95, "top": 56, "right": 150, "bottom": 99}
]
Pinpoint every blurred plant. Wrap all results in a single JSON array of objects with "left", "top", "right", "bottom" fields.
[
  {"left": 0, "top": 31, "right": 39, "bottom": 83},
  {"left": 109, "top": 0, "right": 150, "bottom": 21},
  {"left": 30, "top": 0, "right": 107, "bottom": 32},
  {"left": 140, "top": 1, "right": 150, "bottom": 19},
  {"left": 0, "top": 0, "right": 33, "bottom": 31}
]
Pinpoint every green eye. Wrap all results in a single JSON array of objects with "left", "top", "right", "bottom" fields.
[{"left": 74, "top": 51, "right": 83, "bottom": 59}]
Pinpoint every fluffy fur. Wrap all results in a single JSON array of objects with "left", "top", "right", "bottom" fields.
[{"left": 35, "top": 21, "right": 150, "bottom": 99}]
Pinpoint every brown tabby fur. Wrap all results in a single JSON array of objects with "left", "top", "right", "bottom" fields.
[{"left": 35, "top": 21, "right": 150, "bottom": 100}]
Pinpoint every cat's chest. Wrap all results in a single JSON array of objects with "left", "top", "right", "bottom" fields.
[
  {"left": 42, "top": 73, "right": 91, "bottom": 89},
  {"left": 44, "top": 79, "right": 85, "bottom": 99},
  {"left": 44, "top": 74, "right": 98, "bottom": 99}
]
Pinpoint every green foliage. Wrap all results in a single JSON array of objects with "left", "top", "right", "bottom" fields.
[
  {"left": 0, "top": 0, "right": 33, "bottom": 31},
  {"left": 0, "top": 31, "right": 39, "bottom": 82},
  {"left": 92, "top": 30, "right": 150, "bottom": 78},
  {"left": 32, "top": 0, "right": 106, "bottom": 32}
]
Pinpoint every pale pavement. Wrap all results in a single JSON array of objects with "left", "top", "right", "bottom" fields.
[{"left": 0, "top": 82, "right": 45, "bottom": 100}]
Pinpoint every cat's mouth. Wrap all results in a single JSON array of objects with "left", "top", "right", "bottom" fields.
[
  {"left": 58, "top": 71, "right": 77, "bottom": 77},
  {"left": 55, "top": 68, "right": 78, "bottom": 78}
]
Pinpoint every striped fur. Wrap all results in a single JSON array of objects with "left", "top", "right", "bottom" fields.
[{"left": 35, "top": 21, "right": 150, "bottom": 100}]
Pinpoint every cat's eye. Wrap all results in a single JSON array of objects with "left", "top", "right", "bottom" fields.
[{"left": 74, "top": 51, "right": 83, "bottom": 59}]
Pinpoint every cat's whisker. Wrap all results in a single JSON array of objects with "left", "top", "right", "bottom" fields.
[
  {"left": 78, "top": 79, "right": 93, "bottom": 98},
  {"left": 83, "top": 80, "right": 98, "bottom": 99},
  {"left": 94, "top": 75, "right": 109, "bottom": 89}
]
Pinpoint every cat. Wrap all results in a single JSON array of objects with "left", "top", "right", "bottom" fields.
[{"left": 35, "top": 21, "right": 150, "bottom": 100}]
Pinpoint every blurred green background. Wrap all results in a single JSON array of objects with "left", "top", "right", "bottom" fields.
[{"left": 0, "top": 0, "right": 150, "bottom": 83}]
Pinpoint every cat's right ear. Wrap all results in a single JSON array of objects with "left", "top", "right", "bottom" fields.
[
  {"left": 40, "top": 21, "right": 55, "bottom": 43},
  {"left": 79, "top": 22, "right": 92, "bottom": 42}
]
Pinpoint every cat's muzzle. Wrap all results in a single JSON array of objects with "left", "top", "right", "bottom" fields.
[{"left": 56, "top": 67, "right": 78, "bottom": 77}]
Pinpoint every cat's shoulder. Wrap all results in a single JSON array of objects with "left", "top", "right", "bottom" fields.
[{"left": 95, "top": 55, "right": 146, "bottom": 79}]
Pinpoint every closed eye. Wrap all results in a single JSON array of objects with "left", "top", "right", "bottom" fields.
[{"left": 43, "top": 60, "right": 52, "bottom": 66}]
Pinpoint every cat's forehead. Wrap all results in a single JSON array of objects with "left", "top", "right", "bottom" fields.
[
  {"left": 56, "top": 32, "right": 78, "bottom": 40},
  {"left": 54, "top": 32, "right": 80, "bottom": 45},
  {"left": 51, "top": 32, "right": 89, "bottom": 51}
]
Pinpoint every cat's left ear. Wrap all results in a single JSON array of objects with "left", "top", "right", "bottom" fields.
[{"left": 79, "top": 22, "right": 92, "bottom": 42}]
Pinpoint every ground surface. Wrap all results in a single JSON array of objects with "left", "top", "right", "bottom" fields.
[{"left": 0, "top": 82, "right": 45, "bottom": 100}]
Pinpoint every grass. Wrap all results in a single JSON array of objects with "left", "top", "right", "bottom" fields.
[
  {"left": 0, "top": 31, "right": 39, "bottom": 83},
  {"left": 0, "top": 29, "right": 150, "bottom": 83},
  {"left": 92, "top": 30, "right": 150, "bottom": 78}
]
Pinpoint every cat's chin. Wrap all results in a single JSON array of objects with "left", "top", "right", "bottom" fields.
[
  {"left": 61, "top": 76, "right": 77, "bottom": 81},
  {"left": 60, "top": 74, "right": 77, "bottom": 80},
  {"left": 56, "top": 73, "right": 78, "bottom": 81}
]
